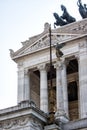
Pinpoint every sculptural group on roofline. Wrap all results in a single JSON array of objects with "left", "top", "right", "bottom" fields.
[
  {"left": 53, "top": 4, "right": 76, "bottom": 28},
  {"left": 77, "top": 0, "right": 87, "bottom": 18},
  {"left": 53, "top": 0, "right": 87, "bottom": 27}
]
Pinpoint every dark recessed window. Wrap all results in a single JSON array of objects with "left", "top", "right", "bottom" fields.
[
  {"left": 67, "top": 59, "right": 78, "bottom": 74},
  {"left": 68, "top": 81, "right": 78, "bottom": 102}
]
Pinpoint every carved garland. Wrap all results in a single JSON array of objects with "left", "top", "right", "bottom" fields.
[{"left": 0, "top": 116, "right": 42, "bottom": 129}]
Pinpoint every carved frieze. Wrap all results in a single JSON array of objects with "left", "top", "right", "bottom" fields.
[
  {"left": 0, "top": 116, "right": 42, "bottom": 129},
  {"left": 54, "top": 18, "right": 87, "bottom": 34},
  {"left": 22, "top": 34, "right": 73, "bottom": 55},
  {"left": 0, "top": 117, "right": 28, "bottom": 129},
  {"left": 11, "top": 32, "right": 75, "bottom": 60}
]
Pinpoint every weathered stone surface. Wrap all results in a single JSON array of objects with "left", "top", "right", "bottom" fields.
[{"left": 0, "top": 101, "right": 47, "bottom": 130}]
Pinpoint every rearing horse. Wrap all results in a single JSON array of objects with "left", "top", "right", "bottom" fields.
[
  {"left": 53, "top": 12, "right": 68, "bottom": 27},
  {"left": 61, "top": 5, "right": 76, "bottom": 23}
]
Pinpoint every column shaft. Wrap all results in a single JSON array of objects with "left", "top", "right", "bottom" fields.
[
  {"left": 17, "top": 67, "right": 30, "bottom": 103},
  {"left": 38, "top": 64, "right": 48, "bottom": 113},
  {"left": 79, "top": 42, "right": 87, "bottom": 118},
  {"left": 62, "top": 61, "right": 69, "bottom": 117},
  {"left": 55, "top": 61, "right": 64, "bottom": 111},
  {"left": 24, "top": 69, "right": 30, "bottom": 101},
  {"left": 54, "top": 61, "right": 69, "bottom": 123},
  {"left": 17, "top": 69, "right": 24, "bottom": 103}
]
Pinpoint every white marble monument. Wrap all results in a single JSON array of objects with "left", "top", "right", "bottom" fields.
[{"left": 1, "top": 18, "right": 87, "bottom": 130}]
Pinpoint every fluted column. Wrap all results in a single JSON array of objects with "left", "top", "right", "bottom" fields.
[
  {"left": 62, "top": 59, "right": 69, "bottom": 118},
  {"left": 79, "top": 41, "right": 87, "bottom": 118},
  {"left": 38, "top": 64, "right": 48, "bottom": 113}
]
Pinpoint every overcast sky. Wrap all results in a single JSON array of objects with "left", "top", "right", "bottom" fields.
[{"left": 0, "top": 0, "right": 86, "bottom": 109}]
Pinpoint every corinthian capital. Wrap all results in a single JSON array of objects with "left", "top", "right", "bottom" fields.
[
  {"left": 54, "top": 61, "right": 63, "bottom": 70},
  {"left": 37, "top": 63, "right": 47, "bottom": 71},
  {"left": 24, "top": 69, "right": 29, "bottom": 75}
]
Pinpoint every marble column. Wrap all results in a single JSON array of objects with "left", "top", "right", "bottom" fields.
[
  {"left": 24, "top": 69, "right": 30, "bottom": 101},
  {"left": 54, "top": 61, "right": 68, "bottom": 123},
  {"left": 38, "top": 64, "right": 48, "bottom": 113},
  {"left": 17, "top": 63, "right": 30, "bottom": 103},
  {"left": 17, "top": 66, "right": 24, "bottom": 103},
  {"left": 55, "top": 61, "right": 64, "bottom": 112},
  {"left": 79, "top": 41, "right": 87, "bottom": 119},
  {"left": 61, "top": 59, "right": 69, "bottom": 118}
]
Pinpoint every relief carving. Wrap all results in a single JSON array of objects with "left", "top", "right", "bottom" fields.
[
  {"left": 0, "top": 117, "right": 29, "bottom": 129},
  {"left": 18, "top": 117, "right": 29, "bottom": 126},
  {"left": 23, "top": 34, "right": 72, "bottom": 55},
  {"left": 0, "top": 116, "right": 42, "bottom": 129},
  {"left": 3, "top": 120, "right": 13, "bottom": 129}
]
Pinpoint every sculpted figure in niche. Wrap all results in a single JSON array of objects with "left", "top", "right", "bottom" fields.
[{"left": 77, "top": 0, "right": 87, "bottom": 18}]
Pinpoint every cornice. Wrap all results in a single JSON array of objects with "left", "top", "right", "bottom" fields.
[
  {"left": 0, "top": 101, "right": 47, "bottom": 123},
  {"left": 9, "top": 19, "right": 87, "bottom": 61}
]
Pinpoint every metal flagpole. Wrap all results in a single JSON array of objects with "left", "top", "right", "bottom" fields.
[{"left": 49, "top": 25, "right": 55, "bottom": 124}]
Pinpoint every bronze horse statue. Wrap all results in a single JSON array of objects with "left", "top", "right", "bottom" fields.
[
  {"left": 61, "top": 5, "right": 76, "bottom": 23},
  {"left": 53, "top": 12, "right": 68, "bottom": 28},
  {"left": 77, "top": 0, "right": 87, "bottom": 18}
]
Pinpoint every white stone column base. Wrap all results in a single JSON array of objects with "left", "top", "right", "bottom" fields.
[{"left": 55, "top": 110, "right": 69, "bottom": 124}]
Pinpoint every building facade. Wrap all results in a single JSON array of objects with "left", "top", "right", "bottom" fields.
[{"left": 0, "top": 19, "right": 87, "bottom": 130}]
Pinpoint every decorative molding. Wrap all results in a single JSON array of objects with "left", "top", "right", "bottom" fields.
[
  {"left": 54, "top": 18, "right": 87, "bottom": 34},
  {"left": 22, "top": 35, "right": 73, "bottom": 55},
  {"left": 0, "top": 117, "right": 29, "bottom": 129},
  {"left": 37, "top": 63, "right": 46, "bottom": 71},
  {"left": 0, "top": 115, "right": 43, "bottom": 129},
  {"left": 12, "top": 33, "right": 75, "bottom": 59},
  {"left": 71, "top": 23, "right": 87, "bottom": 33}
]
